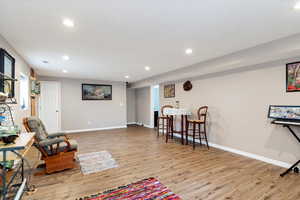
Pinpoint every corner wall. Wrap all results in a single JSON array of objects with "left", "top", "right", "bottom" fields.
[{"left": 160, "top": 63, "right": 300, "bottom": 165}]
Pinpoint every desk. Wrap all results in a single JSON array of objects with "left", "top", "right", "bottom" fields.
[
  {"left": 271, "top": 120, "right": 300, "bottom": 177},
  {"left": 0, "top": 132, "right": 35, "bottom": 200},
  {"left": 164, "top": 108, "right": 192, "bottom": 144}
]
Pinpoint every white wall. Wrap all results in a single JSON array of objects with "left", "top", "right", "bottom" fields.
[
  {"left": 0, "top": 34, "right": 31, "bottom": 130},
  {"left": 136, "top": 87, "right": 150, "bottom": 126},
  {"left": 160, "top": 63, "right": 300, "bottom": 165},
  {"left": 126, "top": 88, "right": 136, "bottom": 123},
  {"left": 39, "top": 76, "right": 127, "bottom": 131}
]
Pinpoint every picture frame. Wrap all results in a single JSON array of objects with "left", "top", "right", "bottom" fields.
[
  {"left": 164, "top": 84, "right": 175, "bottom": 98},
  {"left": 31, "top": 79, "right": 40, "bottom": 95},
  {"left": 82, "top": 84, "right": 112, "bottom": 100},
  {"left": 286, "top": 61, "right": 300, "bottom": 92},
  {"left": 0, "top": 48, "right": 15, "bottom": 98}
]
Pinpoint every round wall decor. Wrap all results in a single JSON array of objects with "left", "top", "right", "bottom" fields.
[{"left": 183, "top": 80, "right": 192, "bottom": 91}]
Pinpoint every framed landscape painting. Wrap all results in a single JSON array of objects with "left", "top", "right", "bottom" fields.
[
  {"left": 164, "top": 84, "right": 175, "bottom": 98},
  {"left": 286, "top": 62, "right": 300, "bottom": 92},
  {"left": 82, "top": 84, "right": 112, "bottom": 100}
]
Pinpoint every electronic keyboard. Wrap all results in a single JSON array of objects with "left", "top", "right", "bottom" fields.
[{"left": 272, "top": 119, "right": 300, "bottom": 126}]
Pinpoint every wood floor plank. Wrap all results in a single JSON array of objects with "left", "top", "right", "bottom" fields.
[{"left": 24, "top": 126, "right": 300, "bottom": 200}]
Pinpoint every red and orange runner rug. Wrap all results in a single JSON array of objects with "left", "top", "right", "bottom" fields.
[{"left": 76, "top": 177, "right": 181, "bottom": 200}]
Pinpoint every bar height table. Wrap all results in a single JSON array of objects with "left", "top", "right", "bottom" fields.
[{"left": 164, "top": 108, "right": 192, "bottom": 145}]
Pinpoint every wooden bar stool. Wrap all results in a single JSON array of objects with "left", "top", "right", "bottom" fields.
[
  {"left": 157, "top": 105, "right": 173, "bottom": 137},
  {"left": 186, "top": 106, "right": 209, "bottom": 149}
]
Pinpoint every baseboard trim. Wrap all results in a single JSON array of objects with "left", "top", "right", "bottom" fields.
[
  {"left": 135, "top": 122, "right": 153, "bottom": 128},
  {"left": 144, "top": 124, "right": 153, "bottom": 128},
  {"left": 171, "top": 133, "right": 291, "bottom": 169},
  {"left": 64, "top": 125, "right": 127, "bottom": 134},
  {"left": 127, "top": 122, "right": 137, "bottom": 125}
]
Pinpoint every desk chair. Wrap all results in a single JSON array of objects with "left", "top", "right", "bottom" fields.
[
  {"left": 186, "top": 106, "right": 209, "bottom": 149},
  {"left": 23, "top": 117, "right": 78, "bottom": 174},
  {"left": 157, "top": 105, "right": 173, "bottom": 137}
]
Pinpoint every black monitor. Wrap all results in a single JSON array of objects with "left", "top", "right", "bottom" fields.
[{"left": 268, "top": 105, "right": 300, "bottom": 120}]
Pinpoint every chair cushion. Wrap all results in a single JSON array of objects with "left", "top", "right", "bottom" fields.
[
  {"left": 26, "top": 117, "right": 48, "bottom": 142},
  {"left": 47, "top": 132, "right": 66, "bottom": 138},
  {"left": 158, "top": 116, "right": 171, "bottom": 119},
  {"left": 40, "top": 139, "right": 78, "bottom": 156},
  {"left": 57, "top": 139, "right": 78, "bottom": 152},
  {"left": 188, "top": 119, "right": 205, "bottom": 123},
  {"left": 39, "top": 138, "right": 65, "bottom": 147}
]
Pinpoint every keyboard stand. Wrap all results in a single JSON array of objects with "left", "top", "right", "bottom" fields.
[{"left": 272, "top": 120, "right": 300, "bottom": 177}]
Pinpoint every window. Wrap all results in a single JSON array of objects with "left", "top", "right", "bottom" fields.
[{"left": 20, "top": 73, "right": 29, "bottom": 110}]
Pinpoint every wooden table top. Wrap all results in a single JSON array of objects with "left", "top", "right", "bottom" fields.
[
  {"left": 0, "top": 132, "right": 35, "bottom": 161},
  {"left": 164, "top": 108, "right": 192, "bottom": 116}
]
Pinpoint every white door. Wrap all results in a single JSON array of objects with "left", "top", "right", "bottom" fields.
[{"left": 39, "top": 81, "right": 61, "bottom": 133}]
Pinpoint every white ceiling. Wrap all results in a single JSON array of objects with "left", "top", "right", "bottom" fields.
[{"left": 1, "top": 0, "right": 300, "bottom": 82}]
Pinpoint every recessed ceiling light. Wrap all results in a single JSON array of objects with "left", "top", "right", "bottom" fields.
[
  {"left": 125, "top": 75, "right": 130, "bottom": 79},
  {"left": 145, "top": 66, "right": 151, "bottom": 71},
  {"left": 62, "top": 18, "right": 74, "bottom": 27},
  {"left": 62, "top": 55, "right": 70, "bottom": 61},
  {"left": 185, "top": 48, "right": 193, "bottom": 55},
  {"left": 42, "top": 60, "right": 49, "bottom": 64},
  {"left": 62, "top": 69, "right": 68, "bottom": 73},
  {"left": 295, "top": 1, "right": 300, "bottom": 9}
]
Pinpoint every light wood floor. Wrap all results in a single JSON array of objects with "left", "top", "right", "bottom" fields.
[{"left": 24, "top": 126, "right": 300, "bottom": 200}]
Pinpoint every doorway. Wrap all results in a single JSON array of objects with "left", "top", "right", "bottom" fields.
[
  {"left": 39, "top": 81, "right": 61, "bottom": 133},
  {"left": 150, "top": 85, "right": 160, "bottom": 128}
]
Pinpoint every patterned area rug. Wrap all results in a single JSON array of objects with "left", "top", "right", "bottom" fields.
[
  {"left": 76, "top": 177, "right": 181, "bottom": 200},
  {"left": 77, "top": 151, "right": 118, "bottom": 175}
]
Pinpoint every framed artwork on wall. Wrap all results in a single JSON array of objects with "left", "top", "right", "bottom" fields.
[
  {"left": 286, "top": 62, "right": 300, "bottom": 92},
  {"left": 31, "top": 79, "right": 40, "bottom": 96},
  {"left": 0, "top": 48, "right": 15, "bottom": 98},
  {"left": 82, "top": 84, "right": 112, "bottom": 100},
  {"left": 164, "top": 84, "right": 175, "bottom": 98}
]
